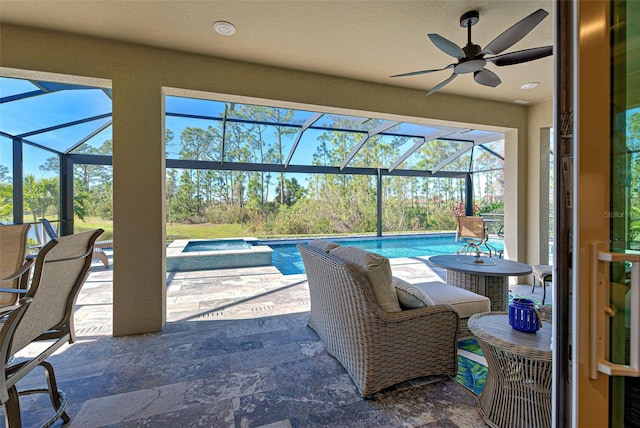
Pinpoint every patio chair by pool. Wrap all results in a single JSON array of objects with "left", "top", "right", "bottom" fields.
[
  {"left": 0, "top": 224, "right": 34, "bottom": 310},
  {"left": 40, "top": 218, "right": 111, "bottom": 268},
  {"left": 0, "top": 228, "right": 103, "bottom": 427},
  {"left": 532, "top": 264, "right": 553, "bottom": 305},
  {"left": 455, "top": 216, "right": 497, "bottom": 257}
]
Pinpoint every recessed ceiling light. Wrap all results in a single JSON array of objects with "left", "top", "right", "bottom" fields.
[
  {"left": 213, "top": 21, "right": 236, "bottom": 36},
  {"left": 520, "top": 82, "right": 539, "bottom": 90},
  {"left": 514, "top": 99, "right": 530, "bottom": 105}
]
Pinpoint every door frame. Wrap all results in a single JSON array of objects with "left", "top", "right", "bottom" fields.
[{"left": 571, "top": 0, "right": 611, "bottom": 426}]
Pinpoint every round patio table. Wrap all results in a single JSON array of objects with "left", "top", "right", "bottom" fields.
[
  {"left": 429, "top": 254, "right": 532, "bottom": 311},
  {"left": 468, "top": 312, "right": 552, "bottom": 428}
]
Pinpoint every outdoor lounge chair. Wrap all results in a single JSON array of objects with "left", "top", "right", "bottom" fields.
[
  {"left": 40, "top": 218, "right": 111, "bottom": 268},
  {"left": 0, "top": 224, "right": 34, "bottom": 310},
  {"left": 297, "top": 242, "right": 462, "bottom": 397},
  {"left": 455, "top": 216, "right": 497, "bottom": 257},
  {"left": 0, "top": 228, "right": 103, "bottom": 427}
]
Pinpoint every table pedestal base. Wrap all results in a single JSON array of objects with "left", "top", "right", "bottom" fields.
[
  {"left": 477, "top": 340, "right": 552, "bottom": 428},
  {"left": 446, "top": 270, "right": 508, "bottom": 311}
]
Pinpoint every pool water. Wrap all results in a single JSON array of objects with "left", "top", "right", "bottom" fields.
[
  {"left": 183, "top": 239, "right": 252, "bottom": 252},
  {"left": 254, "top": 234, "right": 504, "bottom": 275}
]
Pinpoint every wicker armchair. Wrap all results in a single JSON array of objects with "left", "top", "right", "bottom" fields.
[{"left": 298, "top": 243, "right": 459, "bottom": 398}]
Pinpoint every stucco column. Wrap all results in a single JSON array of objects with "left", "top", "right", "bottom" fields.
[
  {"left": 526, "top": 101, "right": 554, "bottom": 266},
  {"left": 538, "top": 128, "right": 551, "bottom": 265},
  {"left": 503, "top": 129, "right": 527, "bottom": 266},
  {"left": 112, "top": 78, "right": 166, "bottom": 336}
]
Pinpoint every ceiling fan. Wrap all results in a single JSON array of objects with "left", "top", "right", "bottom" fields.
[{"left": 391, "top": 8, "right": 553, "bottom": 96}]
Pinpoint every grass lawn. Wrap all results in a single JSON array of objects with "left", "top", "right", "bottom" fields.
[
  {"left": 73, "top": 218, "right": 453, "bottom": 243},
  {"left": 74, "top": 218, "right": 247, "bottom": 242},
  {"left": 74, "top": 218, "right": 114, "bottom": 240},
  {"left": 166, "top": 223, "right": 245, "bottom": 240}
]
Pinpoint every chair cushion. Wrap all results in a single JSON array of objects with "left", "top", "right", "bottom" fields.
[
  {"left": 395, "top": 279, "right": 490, "bottom": 318},
  {"left": 532, "top": 264, "right": 553, "bottom": 280},
  {"left": 330, "top": 246, "right": 401, "bottom": 312},
  {"left": 307, "top": 239, "right": 340, "bottom": 253},
  {"left": 393, "top": 277, "right": 435, "bottom": 307}
]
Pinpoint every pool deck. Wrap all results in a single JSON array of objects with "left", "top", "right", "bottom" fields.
[
  {"left": 9, "top": 250, "right": 548, "bottom": 427},
  {"left": 74, "top": 251, "right": 546, "bottom": 336}
]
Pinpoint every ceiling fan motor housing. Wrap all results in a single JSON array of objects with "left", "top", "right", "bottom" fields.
[
  {"left": 458, "top": 10, "right": 484, "bottom": 73},
  {"left": 463, "top": 43, "right": 482, "bottom": 58}
]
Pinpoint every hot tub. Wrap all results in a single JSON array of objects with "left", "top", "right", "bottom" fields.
[{"left": 166, "top": 238, "right": 272, "bottom": 272}]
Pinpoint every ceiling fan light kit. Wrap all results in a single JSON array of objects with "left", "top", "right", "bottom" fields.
[{"left": 391, "top": 8, "right": 553, "bottom": 96}]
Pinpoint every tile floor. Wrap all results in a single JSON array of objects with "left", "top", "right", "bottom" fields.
[{"left": 4, "top": 252, "right": 550, "bottom": 427}]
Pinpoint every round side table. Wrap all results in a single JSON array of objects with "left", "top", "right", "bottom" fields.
[{"left": 468, "top": 312, "right": 552, "bottom": 428}]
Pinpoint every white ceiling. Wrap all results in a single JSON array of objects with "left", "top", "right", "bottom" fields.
[{"left": 0, "top": 0, "right": 554, "bottom": 104}]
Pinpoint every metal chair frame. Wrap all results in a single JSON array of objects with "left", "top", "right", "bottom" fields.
[{"left": 0, "top": 229, "right": 102, "bottom": 427}]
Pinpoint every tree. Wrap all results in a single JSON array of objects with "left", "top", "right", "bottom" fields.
[
  {"left": 275, "top": 177, "right": 306, "bottom": 206},
  {"left": 166, "top": 168, "right": 178, "bottom": 225},
  {"left": 39, "top": 156, "right": 59, "bottom": 173},
  {"left": 22, "top": 174, "right": 58, "bottom": 243},
  {"left": 247, "top": 172, "right": 263, "bottom": 213},
  {"left": 172, "top": 170, "right": 200, "bottom": 222},
  {"left": 0, "top": 182, "right": 12, "bottom": 222},
  {"left": 0, "top": 164, "right": 11, "bottom": 183},
  {"left": 23, "top": 175, "right": 58, "bottom": 222},
  {"left": 179, "top": 127, "right": 217, "bottom": 215},
  {"left": 625, "top": 112, "right": 640, "bottom": 248},
  {"left": 157, "top": 106, "right": 509, "bottom": 237},
  {"left": 73, "top": 178, "right": 91, "bottom": 221}
]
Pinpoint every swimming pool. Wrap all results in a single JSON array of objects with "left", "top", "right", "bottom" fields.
[{"left": 254, "top": 234, "right": 504, "bottom": 275}]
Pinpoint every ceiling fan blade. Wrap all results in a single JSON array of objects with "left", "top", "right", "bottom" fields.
[
  {"left": 390, "top": 64, "right": 454, "bottom": 78},
  {"left": 487, "top": 46, "right": 553, "bottom": 66},
  {"left": 474, "top": 69, "right": 501, "bottom": 87},
  {"left": 480, "top": 9, "right": 549, "bottom": 55},
  {"left": 428, "top": 34, "right": 465, "bottom": 59},
  {"left": 426, "top": 73, "right": 458, "bottom": 96}
]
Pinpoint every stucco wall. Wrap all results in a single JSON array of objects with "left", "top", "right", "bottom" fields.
[{"left": 1, "top": 24, "right": 537, "bottom": 335}]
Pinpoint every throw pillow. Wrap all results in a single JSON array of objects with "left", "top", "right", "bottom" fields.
[
  {"left": 329, "top": 246, "right": 401, "bottom": 312},
  {"left": 393, "top": 277, "right": 436, "bottom": 309}
]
